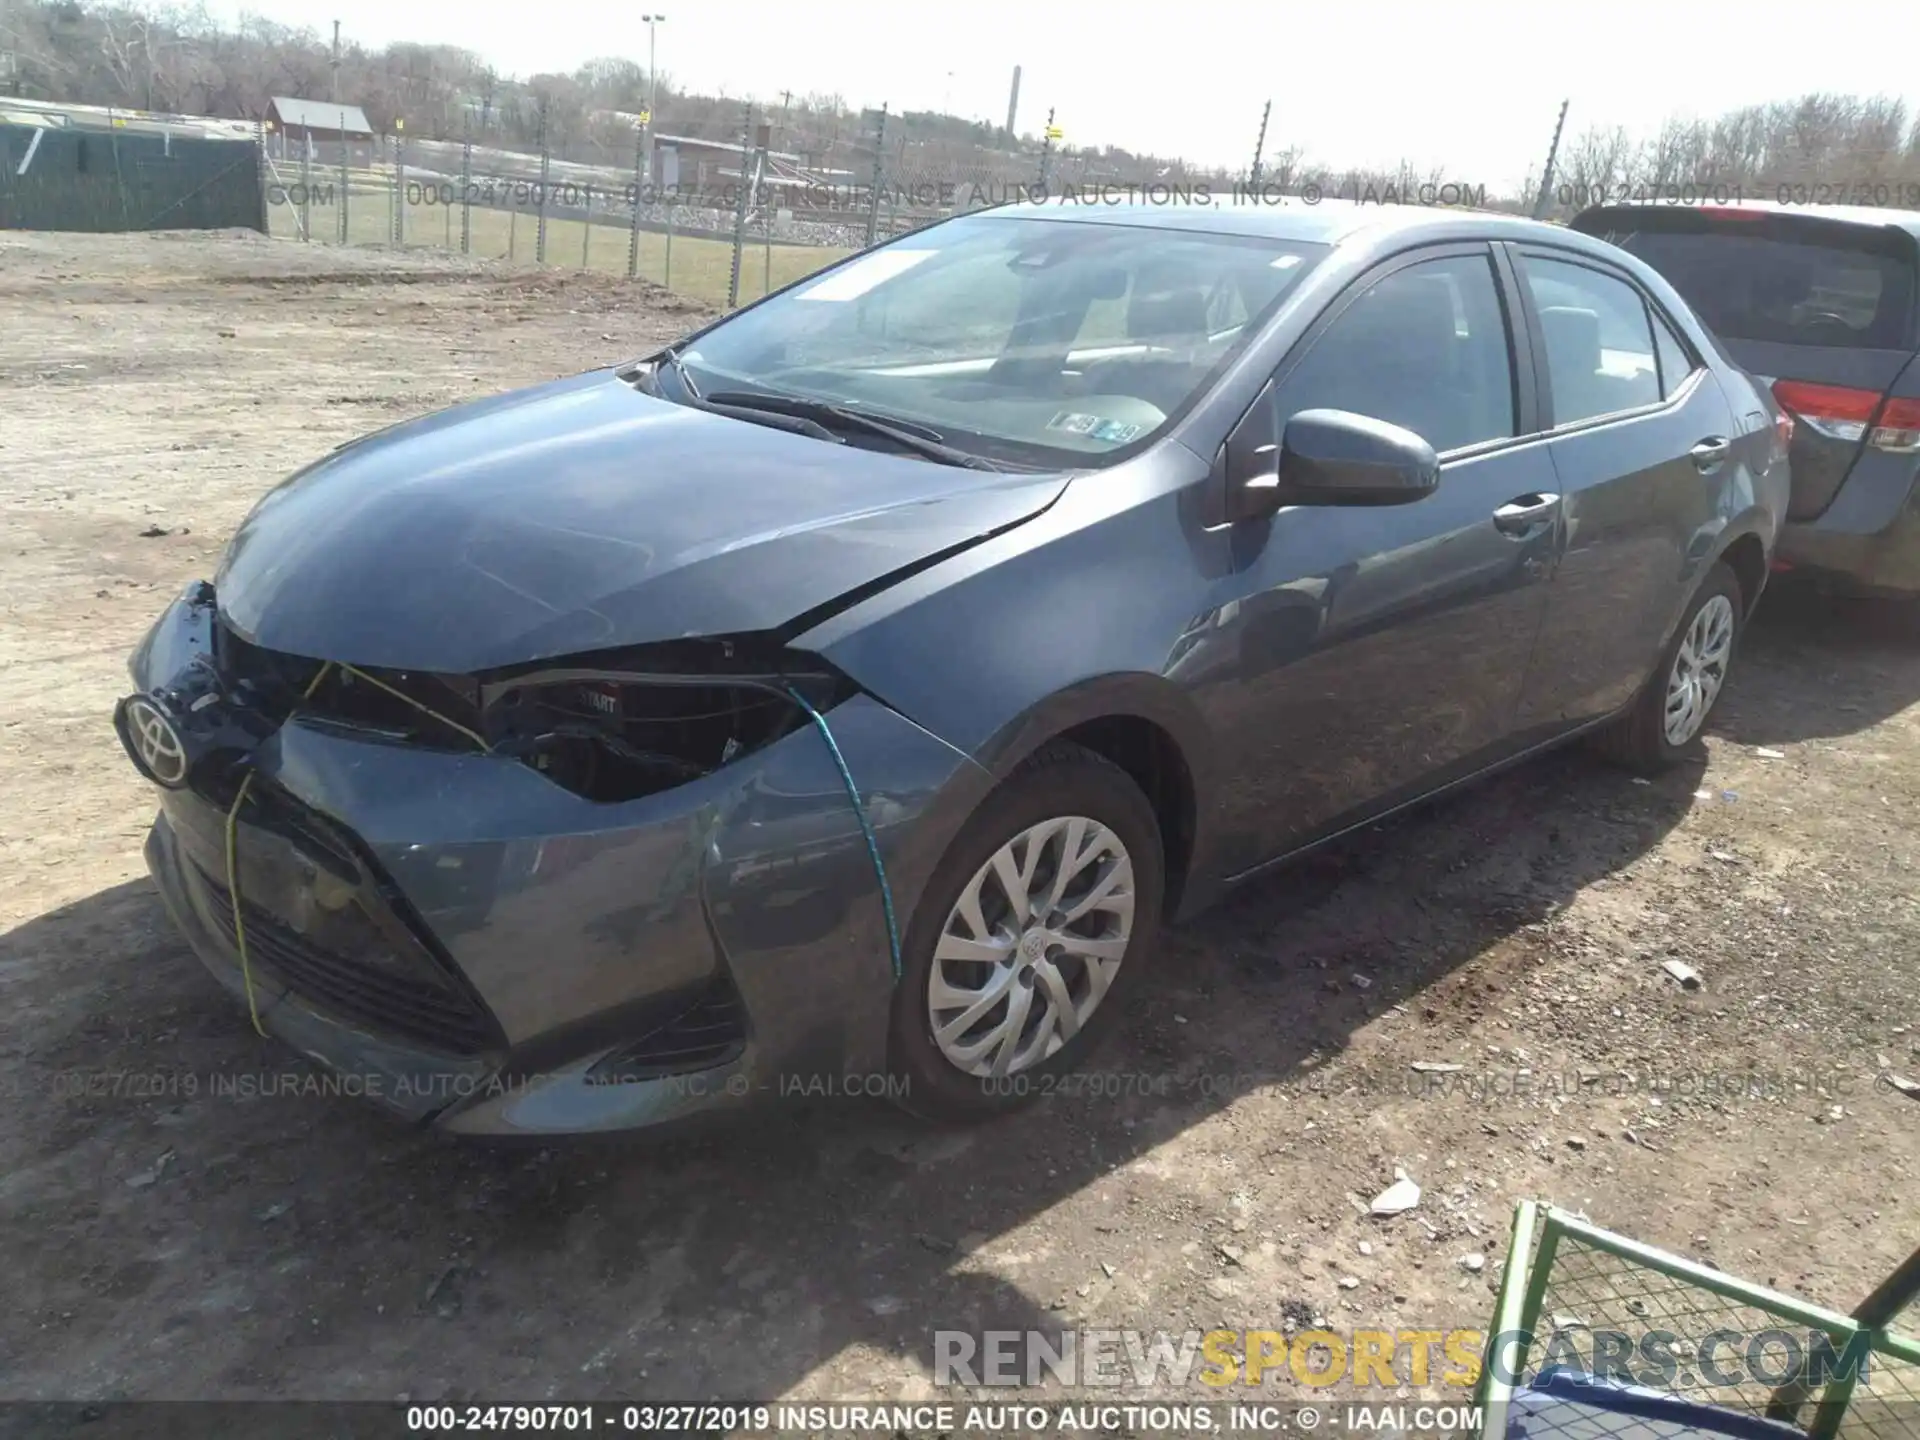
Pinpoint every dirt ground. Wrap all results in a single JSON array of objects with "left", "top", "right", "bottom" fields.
[{"left": 1, "top": 231, "right": 1916, "bottom": 1408}]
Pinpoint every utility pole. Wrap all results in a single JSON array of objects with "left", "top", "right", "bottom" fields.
[
  {"left": 1531, "top": 99, "right": 1569, "bottom": 221},
  {"left": 641, "top": 14, "right": 664, "bottom": 189},
  {"left": 1249, "top": 100, "right": 1271, "bottom": 188},
  {"left": 1036, "top": 106, "right": 1055, "bottom": 190},
  {"left": 329, "top": 20, "right": 340, "bottom": 105}
]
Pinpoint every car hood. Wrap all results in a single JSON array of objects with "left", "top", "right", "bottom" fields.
[{"left": 215, "top": 368, "right": 1069, "bottom": 672}]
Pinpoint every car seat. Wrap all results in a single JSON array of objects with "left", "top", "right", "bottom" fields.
[
  {"left": 1538, "top": 305, "right": 1635, "bottom": 423},
  {"left": 1082, "top": 262, "right": 1213, "bottom": 412}
]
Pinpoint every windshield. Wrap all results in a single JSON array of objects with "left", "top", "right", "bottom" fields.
[{"left": 674, "top": 215, "right": 1328, "bottom": 468}]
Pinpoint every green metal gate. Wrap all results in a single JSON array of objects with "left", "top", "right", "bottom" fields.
[{"left": 1480, "top": 1200, "right": 1920, "bottom": 1439}]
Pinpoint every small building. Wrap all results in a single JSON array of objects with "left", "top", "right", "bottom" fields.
[
  {"left": 265, "top": 97, "right": 376, "bottom": 164},
  {"left": 648, "top": 130, "right": 812, "bottom": 194}
]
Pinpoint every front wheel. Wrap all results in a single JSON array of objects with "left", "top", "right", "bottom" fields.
[
  {"left": 889, "top": 742, "right": 1165, "bottom": 1121},
  {"left": 1596, "top": 562, "right": 1744, "bottom": 773}
]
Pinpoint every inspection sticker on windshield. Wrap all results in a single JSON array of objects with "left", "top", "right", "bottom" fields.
[{"left": 1048, "top": 412, "right": 1142, "bottom": 444}]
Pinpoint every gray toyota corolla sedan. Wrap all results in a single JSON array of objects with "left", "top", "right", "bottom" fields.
[{"left": 115, "top": 198, "right": 1789, "bottom": 1136}]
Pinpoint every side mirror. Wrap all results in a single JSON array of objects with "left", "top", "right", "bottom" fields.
[{"left": 1232, "top": 408, "right": 1439, "bottom": 519}]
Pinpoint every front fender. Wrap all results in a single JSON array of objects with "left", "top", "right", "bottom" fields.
[{"left": 795, "top": 468, "right": 1228, "bottom": 915}]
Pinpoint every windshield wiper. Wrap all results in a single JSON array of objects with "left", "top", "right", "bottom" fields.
[
  {"left": 651, "top": 358, "right": 846, "bottom": 443},
  {"left": 704, "top": 390, "right": 1002, "bottom": 471},
  {"left": 656, "top": 344, "right": 702, "bottom": 401}
]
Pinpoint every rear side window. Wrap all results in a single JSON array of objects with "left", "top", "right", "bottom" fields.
[
  {"left": 1595, "top": 220, "right": 1917, "bottom": 350},
  {"left": 1521, "top": 256, "right": 1662, "bottom": 425}
]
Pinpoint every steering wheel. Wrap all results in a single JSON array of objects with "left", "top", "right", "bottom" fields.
[{"left": 1798, "top": 310, "right": 1855, "bottom": 334}]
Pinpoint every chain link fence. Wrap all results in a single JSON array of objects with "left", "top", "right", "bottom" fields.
[
  {"left": 253, "top": 104, "right": 1272, "bottom": 311},
  {"left": 240, "top": 93, "right": 1920, "bottom": 312},
  {"left": 258, "top": 115, "right": 1025, "bottom": 311}
]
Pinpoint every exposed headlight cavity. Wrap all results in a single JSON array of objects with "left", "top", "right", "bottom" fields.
[
  {"left": 479, "top": 641, "right": 852, "bottom": 803},
  {"left": 217, "top": 621, "right": 851, "bottom": 804}
]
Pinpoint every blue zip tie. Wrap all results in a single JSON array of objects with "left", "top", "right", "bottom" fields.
[{"left": 785, "top": 685, "right": 902, "bottom": 983}]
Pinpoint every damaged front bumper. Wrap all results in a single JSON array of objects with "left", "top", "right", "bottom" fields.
[{"left": 122, "top": 586, "right": 989, "bottom": 1136}]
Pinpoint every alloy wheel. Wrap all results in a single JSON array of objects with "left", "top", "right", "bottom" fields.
[
  {"left": 1663, "top": 594, "right": 1736, "bottom": 746},
  {"left": 926, "top": 816, "right": 1136, "bottom": 1079}
]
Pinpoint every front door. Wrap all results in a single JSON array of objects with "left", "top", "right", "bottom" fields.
[{"left": 1197, "top": 245, "right": 1563, "bottom": 877}]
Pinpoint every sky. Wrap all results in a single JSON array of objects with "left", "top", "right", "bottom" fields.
[{"left": 203, "top": 0, "right": 1920, "bottom": 193}]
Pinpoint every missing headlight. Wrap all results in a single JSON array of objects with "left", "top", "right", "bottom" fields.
[{"left": 481, "top": 644, "right": 850, "bottom": 803}]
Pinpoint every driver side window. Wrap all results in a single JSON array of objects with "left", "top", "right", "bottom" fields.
[{"left": 1275, "top": 253, "right": 1516, "bottom": 455}]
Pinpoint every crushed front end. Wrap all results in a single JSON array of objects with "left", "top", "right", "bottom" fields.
[{"left": 117, "top": 582, "right": 986, "bottom": 1135}]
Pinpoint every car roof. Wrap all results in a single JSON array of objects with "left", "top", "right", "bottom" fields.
[
  {"left": 1575, "top": 199, "right": 1920, "bottom": 243},
  {"left": 975, "top": 194, "right": 1597, "bottom": 250}
]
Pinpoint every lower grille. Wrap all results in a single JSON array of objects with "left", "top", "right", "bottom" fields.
[
  {"left": 190, "top": 862, "right": 498, "bottom": 1056},
  {"left": 587, "top": 982, "right": 747, "bottom": 1084}
]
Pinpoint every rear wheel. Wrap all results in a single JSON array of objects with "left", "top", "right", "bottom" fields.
[
  {"left": 889, "top": 742, "right": 1165, "bottom": 1120},
  {"left": 1596, "top": 562, "right": 1743, "bottom": 773}
]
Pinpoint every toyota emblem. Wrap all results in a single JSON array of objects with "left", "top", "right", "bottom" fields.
[{"left": 123, "top": 695, "right": 189, "bottom": 788}]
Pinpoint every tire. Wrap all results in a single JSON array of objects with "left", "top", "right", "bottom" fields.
[
  {"left": 1595, "top": 562, "right": 1744, "bottom": 774},
  {"left": 889, "top": 741, "right": 1166, "bottom": 1121}
]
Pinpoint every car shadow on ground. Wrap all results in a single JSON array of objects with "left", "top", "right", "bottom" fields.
[
  {"left": 1, "top": 735, "right": 1705, "bottom": 1403},
  {"left": 1710, "top": 582, "right": 1919, "bottom": 747}
]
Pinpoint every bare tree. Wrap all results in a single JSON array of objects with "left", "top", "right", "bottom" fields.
[{"left": 1560, "top": 123, "right": 1635, "bottom": 201}]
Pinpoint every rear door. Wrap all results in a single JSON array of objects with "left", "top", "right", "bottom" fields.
[
  {"left": 1506, "top": 244, "right": 1739, "bottom": 732},
  {"left": 1571, "top": 207, "right": 1920, "bottom": 528}
]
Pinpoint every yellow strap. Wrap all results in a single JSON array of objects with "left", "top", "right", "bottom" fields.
[
  {"left": 337, "top": 663, "right": 492, "bottom": 752},
  {"left": 224, "top": 771, "right": 266, "bottom": 1036},
  {"left": 224, "top": 661, "right": 334, "bottom": 1039}
]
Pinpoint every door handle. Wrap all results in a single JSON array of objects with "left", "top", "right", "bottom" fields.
[
  {"left": 1691, "top": 436, "right": 1732, "bottom": 472},
  {"left": 1492, "top": 493, "right": 1560, "bottom": 536}
]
